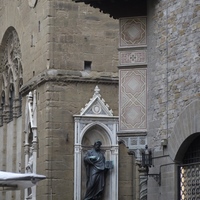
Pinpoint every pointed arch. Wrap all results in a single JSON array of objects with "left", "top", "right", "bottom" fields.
[
  {"left": 81, "top": 122, "right": 113, "bottom": 146},
  {"left": 0, "top": 27, "right": 23, "bottom": 120},
  {"left": 0, "top": 27, "right": 21, "bottom": 72},
  {"left": 8, "top": 67, "right": 14, "bottom": 85}
]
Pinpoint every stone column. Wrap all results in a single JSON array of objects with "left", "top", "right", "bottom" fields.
[
  {"left": 24, "top": 137, "right": 29, "bottom": 199},
  {"left": 138, "top": 167, "right": 148, "bottom": 200}
]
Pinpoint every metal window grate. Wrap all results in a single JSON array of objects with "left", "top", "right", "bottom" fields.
[
  {"left": 183, "top": 135, "right": 200, "bottom": 164},
  {"left": 179, "top": 163, "right": 200, "bottom": 200},
  {"left": 179, "top": 135, "right": 200, "bottom": 199}
]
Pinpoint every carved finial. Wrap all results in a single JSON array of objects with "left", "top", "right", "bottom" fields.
[{"left": 93, "top": 86, "right": 101, "bottom": 97}]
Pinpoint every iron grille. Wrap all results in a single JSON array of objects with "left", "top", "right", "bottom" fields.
[
  {"left": 179, "top": 162, "right": 200, "bottom": 200},
  {"left": 183, "top": 135, "right": 200, "bottom": 164}
]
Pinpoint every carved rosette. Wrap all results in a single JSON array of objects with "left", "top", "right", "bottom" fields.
[{"left": 92, "top": 103, "right": 102, "bottom": 114}]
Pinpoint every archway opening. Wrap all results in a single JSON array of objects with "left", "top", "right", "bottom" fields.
[
  {"left": 175, "top": 132, "right": 200, "bottom": 162},
  {"left": 178, "top": 133, "right": 200, "bottom": 199}
]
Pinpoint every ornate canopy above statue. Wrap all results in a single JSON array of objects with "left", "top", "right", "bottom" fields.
[{"left": 73, "top": 85, "right": 119, "bottom": 200}]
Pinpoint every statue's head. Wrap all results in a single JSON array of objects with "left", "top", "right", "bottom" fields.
[{"left": 94, "top": 140, "right": 102, "bottom": 151}]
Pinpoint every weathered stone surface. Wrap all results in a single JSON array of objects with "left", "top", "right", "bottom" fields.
[
  {"left": 147, "top": 0, "right": 200, "bottom": 199},
  {"left": 0, "top": 0, "right": 118, "bottom": 200}
]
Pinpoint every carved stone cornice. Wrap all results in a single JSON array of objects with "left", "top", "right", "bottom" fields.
[{"left": 20, "top": 69, "right": 118, "bottom": 95}]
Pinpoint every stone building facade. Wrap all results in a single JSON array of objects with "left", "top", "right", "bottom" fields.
[
  {"left": 74, "top": 0, "right": 200, "bottom": 199},
  {"left": 0, "top": 0, "right": 119, "bottom": 200},
  {"left": 1, "top": 0, "right": 200, "bottom": 199}
]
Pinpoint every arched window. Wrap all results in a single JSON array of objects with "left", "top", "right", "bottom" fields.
[
  {"left": 0, "top": 27, "right": 23, "bottom": 121},
  {"left": 9, "top": 83, "right": 14, "bottom": 122},
  {"left": 179, "top": 134, "right": 200, "bottom": 199},
  {"left": 0, "top": 91, "right": 5, "bottom": 126}
]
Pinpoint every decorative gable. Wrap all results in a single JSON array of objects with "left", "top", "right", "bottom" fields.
[{"left": 80, "top": 86, "right": 113, "bottom": 116}]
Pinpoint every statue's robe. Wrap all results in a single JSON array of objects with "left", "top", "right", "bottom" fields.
[{"left": 84, "top": 149, "right": 105, "bottom": 200}]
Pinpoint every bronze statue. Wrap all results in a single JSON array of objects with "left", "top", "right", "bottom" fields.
[{"left": 83, "top": 141, "right": 107, "bottom": 200}]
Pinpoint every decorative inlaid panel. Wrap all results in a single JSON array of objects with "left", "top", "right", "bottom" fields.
[
  {"left": 179, "top": 164, "right": 200, "bottom": 199},
  {"left": 120, "top": 69, "right": 147, "bottom": 130},
  {"left": 119, "top": 50, "right": 147, "bottom": 66},
  {"left": 119, "top": 17, "right": 147, "bottom": 47}
]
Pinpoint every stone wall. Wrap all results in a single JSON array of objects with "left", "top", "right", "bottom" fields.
[
  {"left": 118, "top": 143, "right": 134, "bottom": 200},
  {"left": 0, "top": 0, "right": 119, "bottom": 200},
  {"left": 0, "top": 0, "right": 50, "bottom": 83},
  {"left": 147, "top": 0, "right": 200, "bottom": 149},
  {"left": 50, "top": 0, "right": 118, "bottom": 72},
  {"left": 35, "top": 82, "right": 118, "bottom": 200},
  {"left": 147, "top": 0, "right": 200, "bottom": 199},
  {"left": 0, "top": 0, "right": 118, "bottom": 82}
]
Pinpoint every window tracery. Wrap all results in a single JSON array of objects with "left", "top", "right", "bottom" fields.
[
  {"left": 0, "top": 91, "right": 5, "bottom": 126},
  {"left": 0, "top": 28, "right": 23, "bottom": 124},
  {"left": 9, "top": 83, "right": 14, "bottom": 122}
]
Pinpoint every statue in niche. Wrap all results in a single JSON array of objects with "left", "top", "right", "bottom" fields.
[
  {"left": 26, "top": 146, "right": 33, "bottom": 173},
  {"left": 26, "top": 146, "right": 34, "bottom": 199},
  {"left": 83, "top": 140, "right": 113, "bottom": 200}
]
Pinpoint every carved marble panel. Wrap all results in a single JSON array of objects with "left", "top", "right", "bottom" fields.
[
  {"left": 119, "top": 50, "right": 147, "bottom": 66},
  {"left": 119, "top": 17, "right": 147, "bottom": 47},
  {"left": 119, "top": 69, "right": 147, "bottom": 130}
]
